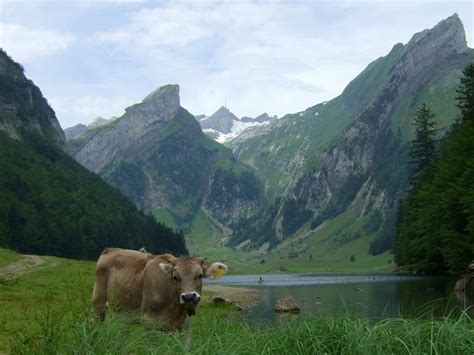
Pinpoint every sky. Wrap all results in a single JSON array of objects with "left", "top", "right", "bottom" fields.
[{"left": 0, "top": 1, "right": 473, "bottom": 129}]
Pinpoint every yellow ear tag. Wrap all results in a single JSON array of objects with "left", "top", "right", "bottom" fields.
[{"left": 212, "top": 267, "right": 226, "bottom": 279}]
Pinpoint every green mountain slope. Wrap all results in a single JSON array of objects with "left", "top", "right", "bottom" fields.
[
  {"left": 0, "top": 51, "right": 187, "bottom": 259},
  {"left": 228, "top": 43, "right": 404, "bottom": 200},
  {"left": 67, "top": 85, "right": 265, "bottom": 241},
  {"left": 228, "top": 14, "right": 474, "bottom": 264}
]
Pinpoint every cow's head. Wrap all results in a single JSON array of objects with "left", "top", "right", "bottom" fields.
[{"left": 159, "top": 256, "right": 228, "bottom": 316}]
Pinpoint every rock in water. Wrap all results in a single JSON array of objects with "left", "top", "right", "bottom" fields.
[{"left": 274, "top": 296, "right": 301, "bottom": 313}]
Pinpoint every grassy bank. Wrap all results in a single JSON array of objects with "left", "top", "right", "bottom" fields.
[
  {"left": 1, "top": 249, "right": 472, "bottom": 354},
  {"left": 193, "top": 247, "right": 394, "bottom": 275}
]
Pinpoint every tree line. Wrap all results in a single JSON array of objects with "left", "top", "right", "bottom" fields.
[
  {"left": 0, "top": 132, "right": 188, "bottom": 259},
  {"left": 394, "top": 63, "right": 474, "bottom": 273}
]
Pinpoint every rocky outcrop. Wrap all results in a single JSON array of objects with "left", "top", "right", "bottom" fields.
[
  {"left": 67, "top": 85, "right": 264, "bottom": 232},
  {"left": 0, "top": 49, "right": 65, "bottom": 145}
]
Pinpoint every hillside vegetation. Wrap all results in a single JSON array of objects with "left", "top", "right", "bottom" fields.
[
  {"left": 0, "top": 132, "right": 187, "bottom": 259},
  {"left": 395, "top": 63, "right": 474, "bottom": 273}
]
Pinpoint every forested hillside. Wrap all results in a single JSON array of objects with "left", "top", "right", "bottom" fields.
[
  {"left": 394, "top": 63, "right": 474, "bottom": 273},
  {"left": 0, "top": 50, "right": 187, "bottom": 259}
]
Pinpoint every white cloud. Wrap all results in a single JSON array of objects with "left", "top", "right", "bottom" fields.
[
  {"left": 92, "top": 2, "right": 364, "bottom": 117},
  {"left": 0, "top": 22, "right": 76, "bottom": 63},
  {"left": 3, "top": 1, "right": 471, "bottom": 126},
  {"left": 95, "top": 6, "right": 215, "bottom": 47}
]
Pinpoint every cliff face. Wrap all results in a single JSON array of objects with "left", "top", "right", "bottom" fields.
[
  {"left": 229, "top": 14, "right": 474, "bottom": 255},
  {"left": 0, "top": 50, "right": 65, "bottom": 145},
  {"left": 67, "top": 85, "right": 264, "bottom": 234}
]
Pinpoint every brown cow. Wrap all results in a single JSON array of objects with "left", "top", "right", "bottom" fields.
[{"left": 91, "top": 248, "right": 228, "bottom": 331}]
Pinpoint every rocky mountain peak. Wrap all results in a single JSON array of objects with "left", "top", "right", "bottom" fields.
[
  {"left": 385, "top": 13, "right": 470, "bottom": 93},
  {"left": 199, "top": 106, "right": 239, "bottom": 134},
  {"left": 126, "top": 84, "right": 180, "bottom": 121},
  {"left": 214, "top": 106, "right": 233, "bottom": 115},
  {"left": 402, "top": 13, "right": 468, "bottom": 61}
]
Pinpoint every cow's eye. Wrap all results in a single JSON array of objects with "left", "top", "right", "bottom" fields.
[
  {"left": 173, "top": 275, "right": 179, "bottom": 282},
  {"left": 198, "top": 274, "right": 202, "bottom": 279}
]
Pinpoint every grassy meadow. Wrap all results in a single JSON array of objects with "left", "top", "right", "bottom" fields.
[
  {"left": 184, "top": 208, "right": 395, "bottom": 275},
  {"left": 0, "top": 249, "right": 473, "bottom": 354}
]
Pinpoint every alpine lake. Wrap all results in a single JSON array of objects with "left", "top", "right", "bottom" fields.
[{"left": 204, "top": 274, "right": 474, "bottom": 323}]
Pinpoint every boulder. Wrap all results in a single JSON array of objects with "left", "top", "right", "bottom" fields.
[{"left": 274, "top": 296, "right": 301, "bottom": 313}]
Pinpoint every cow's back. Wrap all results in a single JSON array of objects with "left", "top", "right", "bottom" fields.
[{"left": 95, "top": 248, "right": 153, "bottom": 312}]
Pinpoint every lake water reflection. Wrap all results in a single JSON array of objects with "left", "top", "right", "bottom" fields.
[{"left": 205, "top": 274, "right": 473, "bottom": 322}]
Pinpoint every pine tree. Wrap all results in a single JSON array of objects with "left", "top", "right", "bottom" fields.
[
  {"left": 456, "top": 63, "right": 474, "bottom": 124},
  {"left": 409, "top": 103, "right": 437, "bottom": 175}
]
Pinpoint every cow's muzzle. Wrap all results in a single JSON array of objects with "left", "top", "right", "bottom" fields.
[{"left": 180, "top": 292, "right": 201, "bottom": 305}]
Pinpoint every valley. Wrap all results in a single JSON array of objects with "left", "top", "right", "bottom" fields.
[
  {"left": 60, "top": 14, "right": 474, "bottom": 272},
  {"left": 0, "top": 13, "right": 473, "bottom": 274},
  {"left": 1, "top": 4, "right": 474, "bottom": 353}
]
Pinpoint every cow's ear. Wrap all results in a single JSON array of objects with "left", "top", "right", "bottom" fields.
[
  {"left": 159, "top": 263, "right": 173, "bottom": 274},
  {"left": 205, "top": 262, "right": 228, "bottom": 279}
]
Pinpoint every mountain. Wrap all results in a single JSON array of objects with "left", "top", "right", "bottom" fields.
[
  {"left": 228, "top": 14, "right": 474, "bottom": 261},
  {"left": 64, "top": 117, "right": 110, "bottom": 141},
  {"left": 64, "top": 123, "right": 87, "bottom": 140},
  {"left": 0, "top": 50, "right": 65, "bottom": 146},
  {"left": 227, "top": 42, "right": 408, "bottom": 201},
  {"left": 88, "top": 116, "right": 109, "bottom": 128},
  {"left": 199, "top": 106, "right": 239, "bottom": 134},
  {"left": 0, "top": 49, "right": 188, "bottom": 259},
  {"left": 241, "top": 113, "right": 276, "bottom": 123},
  {"left": 66, "top": 85, "right": 265, "bottom": 240},
  {"left": 199, "top": 107, "right": 276, "bottom": 143}
]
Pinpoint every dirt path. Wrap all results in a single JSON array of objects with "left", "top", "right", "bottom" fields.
[
  {"left": 0, "top": 255, "right": 46, "bottom": 281},
  {"left": 203, "top": 284, "right": 260, "bottom": 306}
]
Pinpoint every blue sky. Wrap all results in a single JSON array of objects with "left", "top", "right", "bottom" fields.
[{"left": 0, "top": 0, "right": 473, "bottom": 129}]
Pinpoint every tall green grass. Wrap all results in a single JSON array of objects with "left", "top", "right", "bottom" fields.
[
  {"left": 9, "top": 306, "right": 474, "bottom": 354},
  {"left": 2, "top": 251, "right": 473, "bottom": 354}
]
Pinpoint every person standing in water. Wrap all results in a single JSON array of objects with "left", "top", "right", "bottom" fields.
[{"left": 258, "top": 276, "right": 264, "bottom": 285}]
